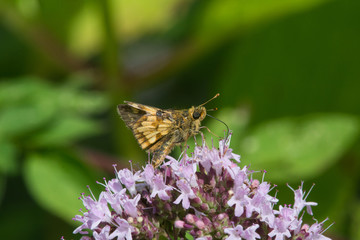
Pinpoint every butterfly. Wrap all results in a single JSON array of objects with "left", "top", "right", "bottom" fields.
[{"left": 117, "top": 94, "right": 222, "bottom": 168}]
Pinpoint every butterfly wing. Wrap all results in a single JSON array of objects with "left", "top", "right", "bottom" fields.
[
  {"left": 150, "top": 134, "right": 177, "bottom": 168},
  {"left": 117, "top": 102, "right": 176, "bottom": 152},
  {"left": 117, "top": 101, "right": 159, "bottom": 127}
]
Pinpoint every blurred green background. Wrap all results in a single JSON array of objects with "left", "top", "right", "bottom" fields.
[{"left": 0, "top": 0, "right": 359, "bottom": 239}]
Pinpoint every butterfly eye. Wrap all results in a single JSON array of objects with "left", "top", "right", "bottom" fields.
[{"left": 192, "top": 111, "right": 201, "bottom": 119}]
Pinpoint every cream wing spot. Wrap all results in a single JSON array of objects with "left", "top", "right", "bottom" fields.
[
  {"left": 141, "top": 121, "right": 154, "bottom": 126},
  {"left": 149, "top": 136, "right": 157, "bottom": 144},
  {"left": 163, "top": 119, "right": 172, "bottom": 124},
  {"left": 147, "top": 116, "right": 157, "bottom": 122},
  {"left": 158, "top": 124, "right": 170, "bottom": 128},
  {"left": 142, "top": 131, "right": 152, "bottom": 136},
  {"left": 137, "top": 126, "right": 156, "bottom": 132},
  {"left": 145, "top": 131, "right": 159, "bottom": 139},
  {"left": 160, "top": 130, "right": 169, "bottom": 136}
]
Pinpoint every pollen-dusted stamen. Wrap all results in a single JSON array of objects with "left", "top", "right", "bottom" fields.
[
  {"left": 304, "top": 182, "right": 316, "bottom": 200},
  {"left": 321, "top": 220, "right": 334, "bottom": 234}
]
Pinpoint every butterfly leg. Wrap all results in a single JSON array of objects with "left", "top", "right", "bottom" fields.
[{"left": 199, "top": 126, "right": 221, "bottom": 138}]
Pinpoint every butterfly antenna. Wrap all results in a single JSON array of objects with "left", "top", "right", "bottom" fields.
[
  {"left": 199, "top": 93, "right": 220, "bottom": 106},
  {"left": 206, "top": 113, "right": 229, "bottom": 140}
]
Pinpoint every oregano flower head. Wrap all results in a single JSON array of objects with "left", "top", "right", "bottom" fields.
[{"left": 73, "top": 133, "right": 331, "bottom": 240}]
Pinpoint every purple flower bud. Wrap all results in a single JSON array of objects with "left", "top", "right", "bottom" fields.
[
  {"left": 192, "top": 196, "right": 202, "bottom": 204},
  {"left": 202, "top": 217, "right": 211, "bottom": 226},
  {"left": 175, "top": 220, "right": 185, "bottom": 228},
  {"left": 195, "top": 220, "right": 205, "bottom": 229},
  {"left": 186, "top": 214, "right": 196, "bottom": 224},
  {"left": 200, "top": 203, "right": 209, "bottom": 211},
  {"left": 218, "top": 213, "right": 225, "bottom": 220}
]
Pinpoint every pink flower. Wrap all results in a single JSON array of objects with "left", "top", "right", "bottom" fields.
[
  {"left": 72, "top": 133, "right": 331, "bottom": 240},
  {"left": 150, "top": 174, "right": 172, "bottom": 200},
  {"left": 174, "top": 179, "right": 196, "bottom": 209}
]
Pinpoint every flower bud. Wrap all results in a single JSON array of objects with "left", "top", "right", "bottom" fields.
[
  {"left": 185, "top": 214, "right": 196, "bottom": 224},
  {"left": 174, "top": 220, "right": 185, "bottom": 229}
]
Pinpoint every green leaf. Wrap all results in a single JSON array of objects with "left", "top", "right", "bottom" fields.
[
  {"left": 185, "top": 232, "right": 194, "bottom": 240},
  {"left": 0, "top": 79, "right": 56, "bottom": 137},
  {"left": 24, "top": 152, "right": 98, "bottom": 223},
  {"left": 239, "top": 114, "right": 359, "bottom": 182},
  {"left": 206, "top": 107, "right": 250, "bottom": 142},
  {"left": 0, "top": 105, "right": 54, "bottom": 137},
  {"left": 30, "top": 115, "right": 101, "bottom": 147},
  {"left": 194, "top": 0, "right": 329, "bottom": 45},
  {"left": 0, "top": 77, "right": 107, "bottom": 139},
  {"left": 54, "top": 81, "right": 108, "bottom": 115},
  {"left": 0, "top": 79, "right": 50, "bottom": 107},
  {"left": 0, "top": 140, "right": 17, "bottom": 174}
]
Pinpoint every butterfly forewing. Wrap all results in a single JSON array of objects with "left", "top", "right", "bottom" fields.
[{"left": 117, "top": 103, "right": 175, "bottom": 153}]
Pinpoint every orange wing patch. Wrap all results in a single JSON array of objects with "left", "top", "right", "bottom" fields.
[{"left": 131, "top": 115, "right": 174, "bottom": 151}]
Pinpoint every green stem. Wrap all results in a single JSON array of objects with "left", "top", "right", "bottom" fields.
[{"left": 97, "top": 0, "right": 142, "bottom": 161}]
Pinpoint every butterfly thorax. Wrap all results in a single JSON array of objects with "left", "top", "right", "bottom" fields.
[{"left": 170, "top": 106, "right": 206, "bottom": 143}]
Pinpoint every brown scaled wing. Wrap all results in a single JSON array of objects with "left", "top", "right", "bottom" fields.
[{"left": 117, "top": 101, "right": 177, "bottom": 167}]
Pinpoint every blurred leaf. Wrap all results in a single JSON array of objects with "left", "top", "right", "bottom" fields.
[
  {"left": 193, "top": 0, "right": 329, "bottom": 45},
  {"left": 117, "top": 0, "right": 183, "bottom": 40},
  {"left": 351, "top": 202, "right": 360, "bottom": 240},
  {"left": 24, "top": 152, "right": 98, "bottom": 223},
  {"left": 30, "top": 115, "right": 101, "bottom": 147},
  {"left": 67, "top": 1, "right": 102, "bottom": 57},
  {"left": 206, "top": 107, "right": 250, "bottom": 140},
  {"left": 0, "top": 77, "right": 107, "bottom": 140},
  {"left": 0, "top": 79, "right": 50, "bottom": 107},
  {"left": 185, "top": 232, "right": 194, "bottom": 240},
  {"left": 55, "top": 82, "right": 108, "bottom": 115},
  {"left": 0, "top": 140, "right": 17, "bottom": 174},
  {"left": 0, "top": 79, "right": 56, "bottom": 138},
  {"left": 217, "top": 0, "right": 360, "bottom": 122},
  {"left": 0, "top": 105, "right": 54, "bottom": 137},
  {"left": 36, "top": 0, "right": 86, "bottom": 42},
  {"left": 320, "top": 168, "right": 354, "bottom": 234},
  {"left": 239, "top": 114, "right": 359, "bottom": 182}
]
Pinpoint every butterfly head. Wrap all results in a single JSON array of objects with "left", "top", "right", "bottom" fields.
[
  {"left": 189, "top": 93, "right": 220, "bottom": 121},
  {"left": 189, "top": 106, "right": 207, "bottom": 121}
]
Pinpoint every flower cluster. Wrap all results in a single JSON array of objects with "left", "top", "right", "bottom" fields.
[{"left": 73, "top": 134, "right": 331, "bottom": 239}]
